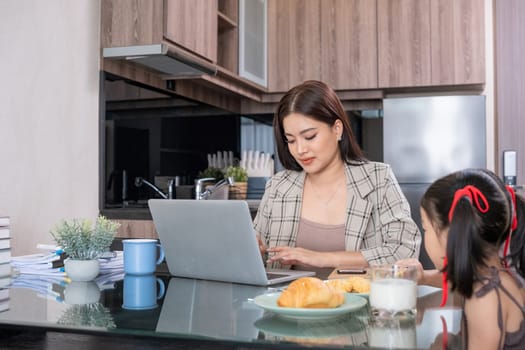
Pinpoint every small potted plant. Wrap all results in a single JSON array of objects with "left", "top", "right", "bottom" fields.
[
  {"left": 225, "top": 166, "right": 249, "bottom": 200},
  {"left": 50, "top": 215, "right": 120, "bottom": 281},
  {"left": 198, "top": 166, "right": 225, "bottom": 180}
]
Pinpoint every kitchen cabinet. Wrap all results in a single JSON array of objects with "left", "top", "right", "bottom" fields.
[
  {"left": 102, "top": 0, "right": 219, "bottom": 64},
  {"left": 430, "top": 0, "right": 485, "bottom": 85},
  {"left": 164, "top": 0, "right": 218, "bottom": 62},
  {"left": 268, "top": 0, "right": 377, "bottom": 92},
  {"left": 218, "top": 0, "right": 239, "bottom": 73},
  {"left": 239, "top": 0, "right": 267, "bottom": 86},
  {"left": 377, "top": 0, "right": 431, "bottom": 88},
  {"left": 377, "top": 0, "right": 484, "bottom": 88},
  {"left": 320, "top": 0, "right": 377, "bottom": 90}
]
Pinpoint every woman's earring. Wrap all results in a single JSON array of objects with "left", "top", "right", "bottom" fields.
[{"left": 338, "top": 136, "right": 342, "bottom": 142}]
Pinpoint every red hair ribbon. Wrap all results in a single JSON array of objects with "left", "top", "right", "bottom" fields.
[
  {"left": 440, "top": 256, "right": 448, "bottom": 307},
  {"left": 448, "top": 185, "right": 490, "bottom": 223},
  {"left": 503, "top": 186, "right": 518, "bottom": 268}
]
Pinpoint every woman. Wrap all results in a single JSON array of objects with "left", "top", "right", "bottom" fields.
[
  {"left": 254, "top": 80, "right": 420, "bottom": 277},
  {"left": 398, "top": 168, "right": 525, "bottom": 349}
]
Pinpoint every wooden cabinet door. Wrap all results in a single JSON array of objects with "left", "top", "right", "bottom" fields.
[
  {"left": 101, "top": 0, "right": 164, "bottom": 47},
  {"left": 268, "top": 0, "right": 377, "bottom": 92},
  {"left": 430, "top": 0, "right": 485, "bottom": 85},
  {"left": 377, "top": 0, "right": 431, "bottom": 88},
  {"left": 320, "top": 0, "right": 378, "bottom": 90},
  {"left": 268, "top": 0, "right": 321, "bottom": 92},
  {"left": 267, "top": 0, "right": 291, "bottom": 91},
  {"left": 287, "top": 0, "right": 322, "bottom": 88},
  {"left": 164, "top": 0, "right": 218, "bottom": 62}
]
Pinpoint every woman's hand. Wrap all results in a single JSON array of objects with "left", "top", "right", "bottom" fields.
[{"left": 266, "top": 246, "right": 325, "bottom": 267}]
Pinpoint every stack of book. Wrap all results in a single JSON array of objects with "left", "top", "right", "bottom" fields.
[
  {"left": 0, "top": 214, "right": 10, "bottom": 312},
  {"left": 0, "top": 287, "right": 8, "bottom": 313},
  {"left": 0, "top": 214, "right": 11, "bottom": 287}
]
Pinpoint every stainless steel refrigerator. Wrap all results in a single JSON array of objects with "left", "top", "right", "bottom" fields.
[{"left": 382, "top": 96, "right": 486, "bottom": 268}]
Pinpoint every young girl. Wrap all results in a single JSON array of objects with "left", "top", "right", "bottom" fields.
[{"left": 401, "top": 168, "right": 525, "bottom": 349}]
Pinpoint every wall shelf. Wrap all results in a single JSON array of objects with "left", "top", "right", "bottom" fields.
[{"left": 218, "top": 11, "right": 237, "bottom": 32}]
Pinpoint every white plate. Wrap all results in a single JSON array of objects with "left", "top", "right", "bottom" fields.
[{"left": 253, "top": 292, "right": 367, "bottom": 320}]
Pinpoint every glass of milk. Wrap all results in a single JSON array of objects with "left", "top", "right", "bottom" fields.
[{"left": 369, "top": 264, "right": 418, "bottom": 318}]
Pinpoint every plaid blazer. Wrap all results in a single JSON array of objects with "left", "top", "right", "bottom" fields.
[{"left": 253, "top": 161, "right": 421, "bottom": 268}]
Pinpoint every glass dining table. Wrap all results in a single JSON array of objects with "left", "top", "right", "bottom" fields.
[{"left": 0, "top": 271, "right": 463, "bottom": 350}]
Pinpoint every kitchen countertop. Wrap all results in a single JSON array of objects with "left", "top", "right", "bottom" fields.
[{"left": 101, "top": 199, "right": 262, "bottom": 220}]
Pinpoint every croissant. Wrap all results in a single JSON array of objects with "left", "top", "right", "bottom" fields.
[
  {"left": 325, "top": 277, "right": 370, "bottom": 294},
  {"left": 325, "top": 278, "right": 354, "bottom": 293},
  {"left": 277, "top": 277, "right": 344, "bottom": 308}
]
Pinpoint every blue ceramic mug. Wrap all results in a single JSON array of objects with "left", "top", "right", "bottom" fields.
[
  {"left": 122, "top": 274, "right": 166, "bottom": 310},
  {"left": 122, "top": 239, "right": 165, "bottom": 275}
]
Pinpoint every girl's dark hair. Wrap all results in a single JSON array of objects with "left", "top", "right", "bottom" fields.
[
  {"left": 420, "top": 168, "right": 525, "bottom": 297},
  {"left": 273, "top": 80, "right": 366, "bottom": 171}
]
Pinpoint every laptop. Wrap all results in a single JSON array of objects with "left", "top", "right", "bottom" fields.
[{"left": 148, "top": 199, "right": 315, "bottom": 285}]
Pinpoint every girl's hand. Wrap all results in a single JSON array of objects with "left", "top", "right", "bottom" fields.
[{"left": 396, "top": 258, "right": 425, "bottom": 284}]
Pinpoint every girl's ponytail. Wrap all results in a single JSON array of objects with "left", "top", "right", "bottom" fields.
[
  {"left": 446, "top": 185, "right": 490, "bottom": 297},
  {"left": 447, "top": 198, "right": 485, "bottom": 297}
]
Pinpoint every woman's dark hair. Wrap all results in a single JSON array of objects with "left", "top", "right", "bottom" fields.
[
  {"left": 273, "top": 80, "right": 366, "bottom": 171},
  {"left": 420, "top": 168, "right": 525, "bottom": 297}
]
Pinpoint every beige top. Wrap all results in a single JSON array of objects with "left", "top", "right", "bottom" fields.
[{"left": 293, "top": 217, "right": 345, "bottom": 279}]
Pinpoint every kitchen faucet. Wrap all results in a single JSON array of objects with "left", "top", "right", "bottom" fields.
[
  {"left": 134, "top": 177, "right": 175, "bottom": 199},
  {"left": 195, "top": 177, "right": 234, "bottom": 200}
]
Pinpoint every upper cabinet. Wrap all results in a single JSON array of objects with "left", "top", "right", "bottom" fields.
[
  {"left": 239, "top": 0, "right": 268, "bottom": 87},
  {"left": 377, "top": 0, "right": 484, "bottom": 88},
  {"left": 268, "top": 0, "right": 377, "bottom": 92},
  {"left": 102, "top": 0, "right": 218, "bottom": 63},
  {"left": 164, "top": 0, "right": 218, "bottom": 62},
  {"left": 320, "top": 0, "right": 378, "bottom": 91},
  {"left": 101, "top": 0, "right": 485, "bottom": 105},
  {"left": 377, "top": 0, "right": 431, "bottom": 88},
  {"left": 430, "top": 0, "right": 485, "bottom": 85},
  {"left": 217, "top": 0, "right": 239, "bottom": 73}
]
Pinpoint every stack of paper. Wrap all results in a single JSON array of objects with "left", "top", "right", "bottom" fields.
[{"left": 10, "top": 252, "right": 66, "bottom": 277}]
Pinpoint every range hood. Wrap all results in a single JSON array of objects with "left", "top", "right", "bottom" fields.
[{"left": 103, "top": 44, "right": 217, "bottom": 77}]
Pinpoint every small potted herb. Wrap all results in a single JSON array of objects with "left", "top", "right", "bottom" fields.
[
  {"left": 50, "top": 215, "right": 120, "bottom": 281},
  {"left": 198, "top": 166, "right": 225, "bottom": 180},
  {"left": 225, "top": 166, "right": 248, "bottom": 199}
]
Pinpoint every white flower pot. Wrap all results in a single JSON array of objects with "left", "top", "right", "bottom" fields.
[{"left": 64, "top": 259, "right": 100, "bottom": 282}]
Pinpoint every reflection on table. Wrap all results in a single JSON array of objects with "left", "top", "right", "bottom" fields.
[{"left": 0, "top": 273, "right": 464, "bottom": 349}]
